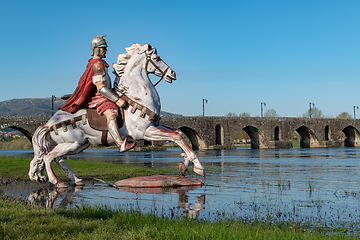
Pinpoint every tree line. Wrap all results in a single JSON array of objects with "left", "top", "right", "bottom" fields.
[{"left": 225, "top": 107, "right": 354, "bottom": 119}]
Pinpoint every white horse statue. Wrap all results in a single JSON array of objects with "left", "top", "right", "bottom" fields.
[{"left": 29, "top": 43, "right": 205, "bottom": 188}]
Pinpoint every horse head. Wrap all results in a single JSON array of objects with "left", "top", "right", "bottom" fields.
[
  {"left": 143, "top": 44, "right": 176, "bottom": 84},
  {"left": 113, "top": 43, "right": 176, "bottom": 87}
]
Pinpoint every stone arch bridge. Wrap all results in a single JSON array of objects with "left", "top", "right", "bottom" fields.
[{"left": 1, "top": 116, "right": 360, "bottom": 150}]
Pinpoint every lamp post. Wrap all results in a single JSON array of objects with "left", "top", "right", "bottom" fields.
[
  {"left": 309, "top": 103, "right": 315, "bottom": 118},
  {"left": 261, "top": 102, "right": 266, "bottom": 117},
  {"left": 52, "top": 95, "right": 56, "bottom": 115},
  {"left": 354, "top": 106, "right": 359, "bottom": 119},
  {"left": 202, "top": 99, "right": 208, "bottom": 116}
]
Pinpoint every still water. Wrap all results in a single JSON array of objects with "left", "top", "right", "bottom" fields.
[{"left": 2, "top": 147, "right": 360, "bottom": 225}]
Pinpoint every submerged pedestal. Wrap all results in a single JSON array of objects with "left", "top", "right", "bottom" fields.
[{"left": 111, "top": 174, "right": 203, "bottom": 188}]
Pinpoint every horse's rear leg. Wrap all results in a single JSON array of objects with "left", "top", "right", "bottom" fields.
[
  {"left": 44, "top": 141, "right": 89, "bottom": 187},
  {"left": 144, "top": 125, "right": 205, "bottom": 177}
]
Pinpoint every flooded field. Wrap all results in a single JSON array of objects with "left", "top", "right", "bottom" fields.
[{"left": 2, "top": 147, "right": 360, "bottom": 226}]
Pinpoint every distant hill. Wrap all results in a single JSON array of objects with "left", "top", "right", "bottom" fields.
[{"left": 0, "top": 98, "right": 181, "bottom": 117}]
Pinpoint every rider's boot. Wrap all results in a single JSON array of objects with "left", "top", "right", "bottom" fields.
[{"left": 108, "top": 118, "right": 136, "bottom": 152}]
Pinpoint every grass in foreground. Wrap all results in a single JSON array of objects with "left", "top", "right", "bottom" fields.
[
  {"left": 0, "top": 192, "right": 354, "bottom": 240},
  {"left": 0, "top": 156, "right": 173, "bottom": 181}
]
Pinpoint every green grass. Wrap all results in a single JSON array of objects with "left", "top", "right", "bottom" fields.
[
  {"left": 0, "top": 156, "right": 173, "bottom": 181},
  {"left": 235, "top": 144, "right": 251, "bottom": 148},
  {"left": 0, "top": 191, "right": 354, "bottom": 240},
  {"left": 292, "top": 140, "right": 301, "bottom": 147}
]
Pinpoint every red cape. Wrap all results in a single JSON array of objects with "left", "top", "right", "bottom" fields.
[{"left": 59, "top": 58, "right": 109, "bottom": 113}]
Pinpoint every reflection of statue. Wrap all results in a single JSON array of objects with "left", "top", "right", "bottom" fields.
[
  {"left": 29, "top": 41, "right": 205, "bottom": 189},
  {"left": 47, "top": 187, "right": 67, "bottom": 208},
  {"left": 28, "top": 188, "right": 47, "bottom": 208},
  {"left": 29, "top": 184, "right": 205, "bottom": 219},
  {"left": 117, "top": 186, "right": 205, "bottom": 219},
  {"left": 28, "top": 186, "right": 82, "bottom": 208},
  {"left": 177, "top": 189, "right": 205, "bottom": 219}
]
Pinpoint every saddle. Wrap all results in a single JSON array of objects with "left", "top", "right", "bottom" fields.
[
  {"left": 86, "top": 108, "right": 124, "bottom": 131},
  {"left": 86, "top": 107, "right": 125, "bottom": 146}
]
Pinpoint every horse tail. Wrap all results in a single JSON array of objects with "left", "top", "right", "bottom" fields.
[
  {"left": 29, "top": 125, "right": 50, "bottom": 183},
  {"left": 32, "top": 125, "right": 51, "bottom": 159}
]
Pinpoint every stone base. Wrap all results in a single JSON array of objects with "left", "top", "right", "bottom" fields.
[
  {"left": 111, "top": 174, "right": 203, "bottom": 188},
  {"left": 115, "top": 185, "right": 201, "bottom": 194},
  {"left": 320, "top": 140, "right": 343, "bottom": 147},
  {"left": 206, "top": 145, "right": 236, "bottom": 150},
  {"left": 267, "top": 141, "right": 293, "bottom": 149},
  {"left": 130, "top": 146, "right": 167, "bottom": 151}
]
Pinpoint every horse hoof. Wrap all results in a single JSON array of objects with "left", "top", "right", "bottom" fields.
[
  {"left": 55, "top": 181, "right": 68, "bottom": 188},
  {"left": 56, "top": 188, "right": 67, "bottom": 193},
  {"left": 119, "top": 138, "right": 136, "bottom": 152},
  {"left": 75, "top": 186, "right": 84, "bottom": 192},
  {"left": 74, "top": 180, "right": 85, "bottom": 186},
  {"left": 178, "top": 161, "right": 187, "bottom": 176},
  {"left": 193, "top": 167, "right": 205, "bottom": 177}
]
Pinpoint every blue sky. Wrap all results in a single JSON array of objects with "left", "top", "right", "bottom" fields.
[{"left": 1, "top": 0, "right": 360, "bottom": 117}]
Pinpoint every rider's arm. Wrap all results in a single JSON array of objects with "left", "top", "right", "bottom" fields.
[
  {"left": 95, "top": 82, "right": 125, "bottom": 107},
  {"left": 93, "top": 62, "right": 126, "bottom": 107}
]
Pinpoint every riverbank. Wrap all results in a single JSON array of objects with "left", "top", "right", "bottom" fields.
[
  {"left": 0, "top": 191, "right": 352, "bottom": 239},
  {"left": 0, "top": 138, "right": 32, "bottom": 149}
]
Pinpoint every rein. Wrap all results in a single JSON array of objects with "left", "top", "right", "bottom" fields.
[{"left": 145, "top": 52, "right": 169, "bottom": 87}]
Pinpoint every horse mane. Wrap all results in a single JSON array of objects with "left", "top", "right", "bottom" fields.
[{"left": 113, "top": 43, "right": 145, "bottom": 77}]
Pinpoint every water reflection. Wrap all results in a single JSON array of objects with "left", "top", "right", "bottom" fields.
[
  {"left": 179, "top": 192, "right": 205, "bottom": 219},
  {"left": 28, "top": 186, "right": 82, "bottom": 208},
  {"left": 26, "top": 184, "right": 205, "bottom": 219}
]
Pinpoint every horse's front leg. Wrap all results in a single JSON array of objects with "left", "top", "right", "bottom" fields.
[
  {"left": 54, "top": 158, "right": 85, "bottom": 186},
  {"left": 144, "top": 125, "right": 205, "bottom": 177}
]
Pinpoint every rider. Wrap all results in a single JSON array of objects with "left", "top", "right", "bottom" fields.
[{"left": 59, "top": 35, "right": 136, "bottom": 152}]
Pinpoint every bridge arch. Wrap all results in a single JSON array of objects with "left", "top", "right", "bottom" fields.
[
  {"left": 178, "top": 127, "right": 207, "bottom": 150},
  {"left": 342, "top": 126, "right": 360, "bottom": 147},
  {"left": 325, "top": 125, "right": 330, "bottom": 141},
  {"left": 296, "top": 126, "right": 321, "bottom": 148},
  {"left": 215, "top": 124, "right": 224, "bottom": 145},
  {"left": 242, "top": 126, "right": 268, "bottom": 149},
  {"left": 274, "top": 126, "right": 281, "bottom": 141},
  {"left": 1, "top": 126, "right": 32, "bottom": 143}
]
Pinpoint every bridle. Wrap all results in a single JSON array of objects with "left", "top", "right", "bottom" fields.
[{"left": 145, "top": 52, "right": 169, "bottom": 87}]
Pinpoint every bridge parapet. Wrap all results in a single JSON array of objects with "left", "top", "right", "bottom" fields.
[
  {"left": 0, "top": 116, "right": 50, "bottom": 141},
  {"left": 1, "top": 115, "right": 360, "bottom": 150},
  {"left": 160, "top": 116, "right": 360, "bottom": 149}
]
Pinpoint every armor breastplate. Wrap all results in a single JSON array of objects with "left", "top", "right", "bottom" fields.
[{"left": 93, "top": 61, "right": 111, "bottom": 88}]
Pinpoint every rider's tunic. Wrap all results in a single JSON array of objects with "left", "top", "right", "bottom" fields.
[{"left": 59, "top": 58, "right": 117, "bottom": 114}]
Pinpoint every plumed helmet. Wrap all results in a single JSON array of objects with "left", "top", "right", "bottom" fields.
[{"left": 91, "top": 35, "right": 108, "bottom": 56}]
